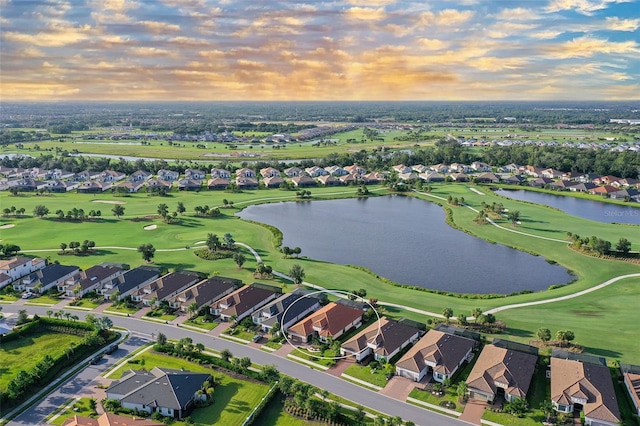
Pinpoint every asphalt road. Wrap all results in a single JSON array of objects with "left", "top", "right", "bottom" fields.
[{"left": 2, "top": 305, "right": 466, "bottom": 426}]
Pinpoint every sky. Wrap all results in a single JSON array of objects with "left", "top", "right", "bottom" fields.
[{"left": 1, "top": 0, "right": 639, "bottom": 101}]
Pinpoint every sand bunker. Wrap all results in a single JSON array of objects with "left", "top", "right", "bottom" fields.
[
  {"left": 92, "top": 200, "right": 126, "bottom": 205},
  {"left": 143, "top": 225, "right": 157, "bottom": 230},
  {"left": 0, "top": 224, "right": 16, "bottom": 229}
]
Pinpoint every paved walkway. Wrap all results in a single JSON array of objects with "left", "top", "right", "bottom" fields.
[{"left": 459, "top": 398, "right": 486, "bottom": 425}]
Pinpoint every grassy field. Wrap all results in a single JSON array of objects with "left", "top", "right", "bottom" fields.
[
  {"left": 2, "top": 184, "right": 640, "bottom": 362},
  {"left": 343, "top": 364, "right": 389, "bottom": 388},
  {"left": 0, "top": 331, "right": 85, "bottom": 391},
  {"left": 106, "top": 351, "right": 269, "bottom": 426}
]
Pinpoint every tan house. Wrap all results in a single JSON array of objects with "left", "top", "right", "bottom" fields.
[
  {"left": 622, "top": 366, "right": 640, "bottom": 416},
  {"left": 210, "top": 284, "right": 279, "bottom": 322},
  {"left": 395, "top": 329, "right": 475, "bottom": 383},
  {"left": 466, "top": 344, "right": 537, "bottom": 403},
  {"left": 551, "top": 357, "right": 620, "bottom": 426},
  {"left": 63, "top": 412, "right": 163, "bottom": 426},
  {"left": 167, "top": 276, "right": 241, "bottom": 313},
  {"left": 340, "top": 317, "right": 421, "bottom": 362},
  {"left": 287, "top": 302, "right": 363, "bottom": 343}
]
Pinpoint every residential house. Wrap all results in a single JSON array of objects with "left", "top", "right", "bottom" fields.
[
  {"left": 344, "top": 164, "right": 366, "bottom": 175},
  {"left": 621, "top": 365, "right": 640, "bottom": 416},
  {"left": 210, "top": 283, "right": 280, "bottom": 322},
  {"left": 74, "top": 170, "right": 101, "bottom": 181},
  {"left": 471, "top": 162, "right": 492, "bottom": 172},
  {"left": 476, "top": 172, "right": 500, "bottom": 184},
  {"left": 502, "top": 163, "right": 520, "bottom": 173},
  {"left": 594, "top": 175, "right": 622, "bottom": 186},
  {"left": 63, "top": 412, "right": 162, "bottom": 426},
  {"left": 326, "top": 166, "right": 348, "bottom": 176},
  {"left": 398, "top": 172, "right": 418, "bottom": 181},
  {"left": 235, "top": 176, "right": 258, "bottom": 189},
  {"left": 147, "top": 179, "right": 172, "bottom": 192},
  {"left": 13, "top": 178, "right": 47, "bottom": 192},
  {"left": 569, "top": 182, "right": 597, "bottom": 192},
  {"left": 449, "top": 163, "right": 472, "bottom": 173},
  {"left": 450, "top": 173, "right": 470, "bottom": 182},
  {"left": 578, "top": 173, "right": 601, "bottom": 183},
  {"left": 395, "top": 329, "right": 475, "bottom": 383},
  {"left": 129, "top": 170, "right": 153, "bottom": 182},
  {"left": 529, "top": 177, "right": 554, "bottom": 188},
  {"left": 466, "top": 344, "right": 537, "bottom": 403},
  {"left": 411, "top": 165, "right": 429, "bottom": 173},
  {"left": 550, "top": 180, "right": 577, "bottom": 190},
  {"left": 235, "top": 168, "right": 256, "bottom": 178},
  {"left": 542, "top": 168, "right": 564, "bottom": 179},
  {"left": 0, "top": 256, "right": 46, "bottom": 281},
  {"left": 101, "top": 265, "right": 161, "bottom": 301},
  {"left": 589, "top": 185, "right": 618, "bottom": 196},
  {"left": 131, "top": 271, "right": 202, "bottom": 306},
  {"left": 523, "top": 165, "right": 544, "bottom": 178},
  {"left": 260, "top": 167, "right": 281, "bottom": 178},
  {"left": 116, "top": 180, "right": 145, "bottom": 193},
  {"left": 100, "top": 170, "right": 126, "bottom": 182},
  {"left": 610, "top": 188, "right": 640, "bottom": 201},
  {"left": 63, "top": 264, "right": 124, "bottom": 297},
  {"left": 613, "top": 178, "right": 639, "bottom": 188},
  {"left": 210, "top": 168, "right": 231, "bottom": 179},
  {"left": 287, "top": 302, "right": 363, "bottom": 343},
  {"left": 305, "top": 166, "right": 328, "bottom": 177},
  {"left": 157, "top": 169, "right": 179, "bottom": 181},
  {"left": 317, "top": 175, "right": 342, "bottom": 186},
  {"left": 263, "top": 176, "right": 284, "bottom": 188},
  {"left": 503, "top": 175, "right": 526, "bottom": 185},
  {"left": 392, "top": 164, "right": 413, "bottom": 174},
  {"left": 18, "top": 264, "right": 80, "bottom": 293},
  {"left": 341, "top": 317, "right": 421, "bottom": 362},
  {"left": 361, "top": 172, "right": 385, "bottom": 184},
  {"left": 167, "top": 276, "right": 241, "bottom": 313},
  {"left": 291, "top": 175, "right": 317, "bottom": 188},
  {"left": 47, "top": 179, "right": 79, "bottom": 193},
  {"left": 184, "top": 169, "right": 206, "bottom": 180},
  {"left": 106, "top": 367, "right": 210, "bottom": 419},
  {"left": 251, "top": 289, "right": 321, "bottom": 333},
  {"left": 283, "top": 166, "right": 303, "bottom": 177},
  {"left": 419, "top": 171, "right": 445, "bottom": 182},
  {"left": 430, "top": 164, "right": 449, "bottom": 173},
  {"left": 77, "top": 181, "right": 111, "bottom": 193},
  {"left": 0, "top": 273, "right": 11, "bottom": 289},
  {"left": 551, "top": 357, "right": 620, "bottom": 426},
  {"left": 48, "top": 169, "right": 75, "bottom": 180},
  {"left": 339, "top": 174, "right": 358, "bottom": 185},
  {"left": 177, "top": 178, "right": 202, "bottom": 191},
  {"left": 207, "top": 177, "right": 229, "bottom": 190}
]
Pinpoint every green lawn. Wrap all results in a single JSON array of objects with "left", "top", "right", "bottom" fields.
[
  {"left": 109, "top": 350, "right": 211, "bottom": 379},
  {"left": 25, "top": 294, "right": 62, "bottom": 305},
  {"left": 144, "top": 312, "right": 178, "bottom": 321},
  {"left": 0, "top": 294, "right": 19, "bottom": 302},
  {"left": 68, "top": 298, "right": 103, "bottom": 309},
  {"left": 343, "top": 364, "right": 389, "bottom": 388},
  {"left": 223, "top": 327, "right": 255, "bottom": 341},
  {"left": 5, "top": 184, "right": 640, "bottom": 362},
  {"left": 49, "top": 398, "right": 96, "bottom": 426},
  {"left": 408, "top": 387, "right": 464, "bottom": 413},
  {"left": 0, "top": 330, "right": 85, "bottom": 391},
  {"left": 104, "top": 304, "right": 139, "bottom": 315},
  {"left": 184, "top": 315, "right": 219, "bottom": 330},
  {"left": 289, "top": 348, "right": 337, "bottom": 368},
  {"left": 256, "top": 395, "right": 322, "bottom": 426}
]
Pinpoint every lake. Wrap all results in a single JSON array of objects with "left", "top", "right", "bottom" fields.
[
  {"left": 494, "top": 189, "right": 640, "bottom": 225},
  {"left": 237, "top": 195, "right": 574, "bottom": 294}
]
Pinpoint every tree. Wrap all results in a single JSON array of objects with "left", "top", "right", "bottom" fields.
[
  {"left": 223, "top": 233, "right": 235, "bottom": 247},
  {"left": 112, "top": 204, "right": 125, "bottom": 218},
  {"left": 33, "top": 204, "right": 49, "bottom": 218},
  {"left": 281, "top": 246, "right": 292, "bottom": 257},
  {"left": 187, "top": 302, "right": 199, "bottom": 318},
  {"left": 2, "top": 244, "right": 20, "bottom": 256},
  {"left": 138, "top": 243, "right": 156, "bottom": 262},
  {"left": 563, "top": 330, "right": 575, "bottom": 344},
  {"left": 539, "top": 399, "right": 554, "bottom": 423},
  {"left": 46, "top": 309, "right": 53, "bottom": 318},
  {"left": 504, "top": 397, "right": 528, "bottom": 417},
  {"left": 59, "top": 242, "right": 67, "bottom": 253},
  {"left": 157, "top": 203, "right": 169, "bottom": 218},
  {"left": 94, "top": 316, "right": 113, "bottom": 331},
  {"left": 442, "top": 307, "right": 453, "bottom": 324},
  {"left": 457, "top": 381, "right": 468, "bottom": 401},
  {"left": 17, "top": 309, "right": 29, "bottom": 324},
  {"left": 537, "top": 328, "right": 551, "bottom": 344},
  {"left": 220, "top": 348, "right": 233, "bottom": 363},
  {"left": 195, "top": 343, "right": 205, "bottom": 353},
  {"left": 292, "top": 247, "right": 301, "bottom": 257},
  {"left": 89, "top": 398, "right": 97, "bottom": 415},
  {"left": 176, "top": 201, "right": 186, "bottom": 215},
  {"left": 485, "top": 313, "right": 496, "bottom": 325},
  {"left": 233, "top": 252, "right": 246, "bottom": 268},
  {"left": 289, "top": 264, "right": 305, "bottom": 285},
  {"left": 206, "top": 233, "right": 221, "bottom": 252},
  {"left": 157, "top": 332, "right": 167, "bottom": 346},
  {"left": 507, "top": 210, "right": 520, "bottom": 225},
  {"left": 457, "top": 313, "right": 467, "bottom": 325},
  {"left": 616, "top": 237, "right": 632, "bottom": 254},
  {"left": 472, "top": 308, "right": 482, "bottom": 323}
]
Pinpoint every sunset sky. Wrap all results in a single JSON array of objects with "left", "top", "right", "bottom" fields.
[{"left": 1, "top": 0, "right": 639, "bottom": 101}]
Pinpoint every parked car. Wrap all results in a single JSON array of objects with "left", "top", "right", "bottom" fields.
[
  {"left": 90, "top": 354, "right": 103, "bottom": 364},
  {"left": 22, "top": 292, "right": 34, "bottom": 299},
  {"left": 252, "top": 334, "right": 263, "bottom": 343},
  {"left": 105, "top": 344, "right": 118, "bottom": 354}
]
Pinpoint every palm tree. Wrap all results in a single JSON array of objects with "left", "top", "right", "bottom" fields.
[
  {"left": 46, "top": 309, "right": 53, "bottom": 318},
  {"left": 472, "top": 308, "right": 482, "bottom": 323},
  {"left": 442, "top": 307, "right": 453, "bottom": 324},
  {"left": 220, "top": 348, "right": 232, "bottom": 363},
  {"left": 187, "top": 302, "right": 199, "bottom": 318}
]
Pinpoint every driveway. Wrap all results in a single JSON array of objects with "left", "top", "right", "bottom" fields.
[
  {"left": 327, "top": 358, "right": 355, "bottom": 377},
  {"left": 208, "top": 321, "right": 231, "bottom": 336},
  {"left": 459, "top": 398, "right": 486, "bottom": 425},
  {"left": 380, "top": 376, "right": 419, "bottom": 401}
]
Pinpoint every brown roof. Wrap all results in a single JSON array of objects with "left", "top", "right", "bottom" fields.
[
  {"left": 551, "top": 357, "right": 620, "bottom": 424},
  {"left": 341, "top": 317, "right": 420, "bottom": 358},
  {"left": 396, "top": 329, "right": 474, "bottom": 376},
  {"left": 63, "top": 412, "right": 162, "bottom": 426},
  {"left": 624, "top": 372, "right": 640, "bottom": 413},
  {"left": 0, "top": 256, "right": 33, "bottom": 270},
  {"left": 466, "top": 344, "right": 537, "bottom": 399},
  {"left": 212, "top": 284, "right": 278, "bottom": 317},
  {"left": 287, "top": 302, "right": 363, "bottom": 339}
]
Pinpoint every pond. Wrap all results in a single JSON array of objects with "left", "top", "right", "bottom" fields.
[
  {"left": 237, "top": 195, "right": 574, "bottom": 294},
  {"left": 494, "top": 189, "right": 640, "bottom": 225}
]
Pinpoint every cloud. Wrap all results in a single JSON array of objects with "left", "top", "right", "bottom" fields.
[
  {"left": 3, "top": 23, "right": 93, "bottom": 47},
  {"left": 544, "top": 0, "right": 631, "bottom": 15},
  {"left": 139, "top": 20, "right": 181, "bottom": 34},
  {"left": 494, "top": 7, "right": 541, "bottom": 21},
  {"left": 544, "top": 36, "right": 639, "bottom": 58},
  {"left": 344, "top": 7, "right": 388, "bottom": 22},
  {"left": 417, "top": 38, "right": 449, "bottom": 50},
  {"left": 604, "top": 16, "right": 640, "bottom": 31}
]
